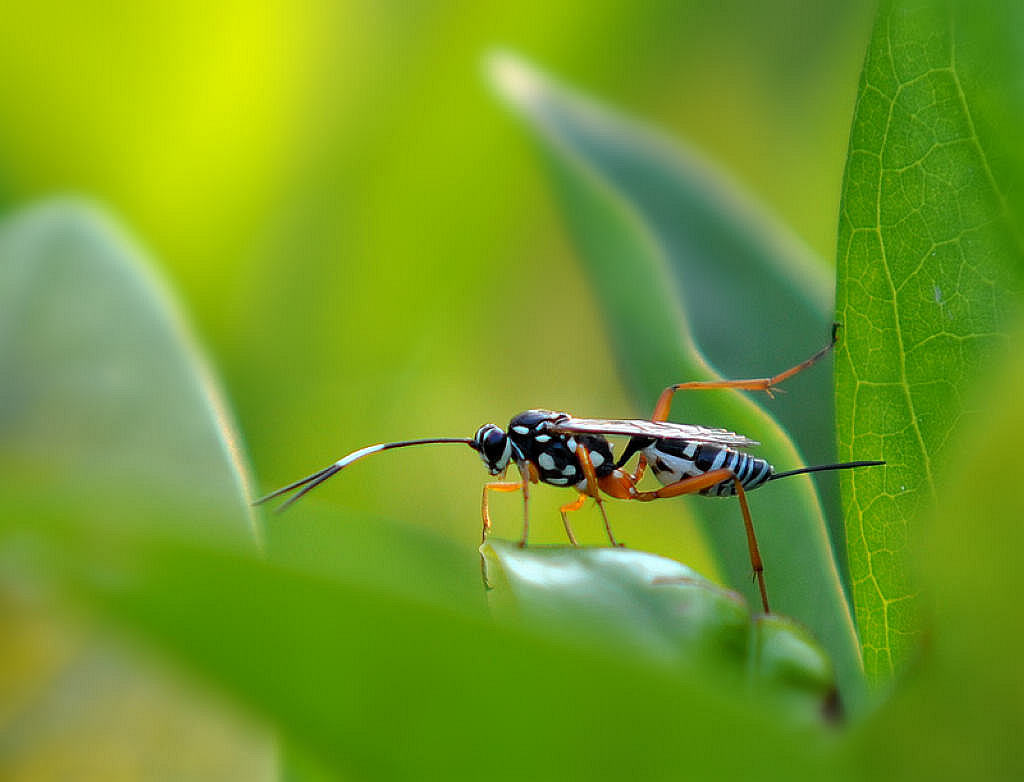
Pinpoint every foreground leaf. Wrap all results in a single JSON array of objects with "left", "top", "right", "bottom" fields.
[
  {"left": 1, "top": 498, "right": 835, "bottom": 782},
  {"left": 835, "top": 0, "right": 1024, "bottom": 682},
  {"left": 484, "top": 540, "right": 837, "bottom": 722}
]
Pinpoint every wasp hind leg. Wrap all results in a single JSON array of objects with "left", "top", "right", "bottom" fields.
[
  {"left": 651, "top": 325, "right": 839, "bottom": 422},
  {"left": 630, "top": 467, "right": 770, "bottom": 614}
]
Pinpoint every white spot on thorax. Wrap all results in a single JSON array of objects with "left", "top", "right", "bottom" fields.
[
  {"left": 538, "top": 452, "right": 556, "bottom": 470},
  {"left": 512, "top": 425, "right": 530, "bottom": 435},
  {"left": 589, "top": 451, "right": 604, "bottom": 467}
]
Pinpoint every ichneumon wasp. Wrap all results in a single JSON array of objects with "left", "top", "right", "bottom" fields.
[{"left": 256, "top": 325, "right": 883, "bottom": 613}]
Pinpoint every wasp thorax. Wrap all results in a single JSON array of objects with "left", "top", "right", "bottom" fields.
[{"left": 473, "top": 424, "right": 511, "bottom": 474}]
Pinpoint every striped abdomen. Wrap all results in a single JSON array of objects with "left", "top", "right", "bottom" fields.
[{"left": 642, "top": 439, "right": 773, "bottom": 496}]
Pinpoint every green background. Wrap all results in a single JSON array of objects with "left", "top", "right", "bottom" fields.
[
  {"left": 10, "top": 1, "right": 1024, "bottom": 780},
  {"left": 0, "top": 0, "right": 873, "bottom": 563}
]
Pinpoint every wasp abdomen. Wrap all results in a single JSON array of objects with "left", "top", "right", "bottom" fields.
[{"left": 645, "top": 440, "right": 773, "bottom": 496}]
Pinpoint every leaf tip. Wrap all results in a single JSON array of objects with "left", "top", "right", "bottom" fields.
[{"left": 485, "top": 49, "right": 544, "bottom": 109}]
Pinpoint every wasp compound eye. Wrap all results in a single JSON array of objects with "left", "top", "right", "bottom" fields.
[{"left": 473, "top": 424, "right": 511, "bottom": 474}]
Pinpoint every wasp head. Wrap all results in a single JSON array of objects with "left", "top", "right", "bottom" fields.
[{"left": 472, "top": 424, "right": 511, "bottom": 474}]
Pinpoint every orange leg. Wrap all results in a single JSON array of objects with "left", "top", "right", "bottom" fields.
[
  {"left": 629, "top": 454, "right": 652, "bottom": 485},
  {"left": 481, "top": 481, "right": 523, "bottom": 545},
  {"left": 576, "top": 445, "right": 623, "bottom": 547},
  {"left": 651, "top": 326, "right": 839, "bottom": 422},
  {"left": 558, "top": 494, "right": 585, "bottom": 545},
  {"left": 630, "top": 467, "right": 770, "bottom": 614}
]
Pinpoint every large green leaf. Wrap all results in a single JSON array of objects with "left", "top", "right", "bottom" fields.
[
  {"left": 835, "top": 0, "right": 1024, "bottom": 683},
  {"left": 490, "top": 53, "right": 865, "bottom": 709},
  {"left": 0, "top": 201, "right": 272, "bottom": 779}
]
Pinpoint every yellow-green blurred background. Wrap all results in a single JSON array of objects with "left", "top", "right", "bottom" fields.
[
  {"left": 0, "top": 1, "right": 873, "bottom": 565},
  {"left": 11, "top": 4, "right": 1024, "bottom": 780}
]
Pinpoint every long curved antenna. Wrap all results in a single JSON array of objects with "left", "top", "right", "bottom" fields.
[
  {"left": 255, "top": 438, "right": 475, "bottom": 512},
  {"left": 768, "top": 460, "right": 884, "bottom": 482}
]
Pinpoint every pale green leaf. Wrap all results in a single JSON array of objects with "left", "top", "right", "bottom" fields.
[
  {"left": 490, "top": 52, "right": 865, "bottom": 709},
  {"left": 0, "top": 200, "right": 272, "bottom": 780}
]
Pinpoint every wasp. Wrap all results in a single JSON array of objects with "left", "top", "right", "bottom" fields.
[{"left": 256, "top": 327, "right": 883, "bottom": 613}]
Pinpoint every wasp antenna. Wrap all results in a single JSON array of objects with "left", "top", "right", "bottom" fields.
[
  {"left": 253, "top": 463, "right": 342, "bottom": 506},
  {"left": 768, "top": 460, "right": 885, "bottom": 482},
  {"left": 270, "top": 463, "right": 344, "bottom": 512},
  {"left": 254, "top": 438, "right": 476, "bottom": 512}
]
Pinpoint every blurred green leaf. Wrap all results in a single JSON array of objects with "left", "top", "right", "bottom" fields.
[
  {"left": 484, "top": 540, "right": 836, "bottom": 722},
  {"left": 264, "top": 501, "right": 485, "bottom": 610},
  {"left": 1, "top": 498, "right": 836, "bottom": 782},
  {"left": 0, "top": 198, "right": 256, "bottom": 542},
  {"left": 834, "top": 0, "right": 1024, "bottom": 683},
  {"left": 0, "top": 200, "right": 272, "bottom": 780},
  {"left": 489, "top": 51, "right": 835, "bottom": 462},
  {"left": 489, "top": 52, "right": 865, "bottom": 710}
]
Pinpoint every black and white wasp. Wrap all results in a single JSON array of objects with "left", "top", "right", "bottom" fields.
[{"left": 256, "top": 327, "right": 883, "bottom": 612}]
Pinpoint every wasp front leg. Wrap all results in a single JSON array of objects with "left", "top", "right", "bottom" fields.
[
  {"left": 651, "top": 325, "right": 839, "bottom": 422},
  {"left": 481, "top": 481, "right": 523, "bottom": 545}
]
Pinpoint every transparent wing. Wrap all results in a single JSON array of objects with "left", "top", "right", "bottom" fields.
[{"left": 551, "top": 416, "right": 760, "bottom": 449}]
